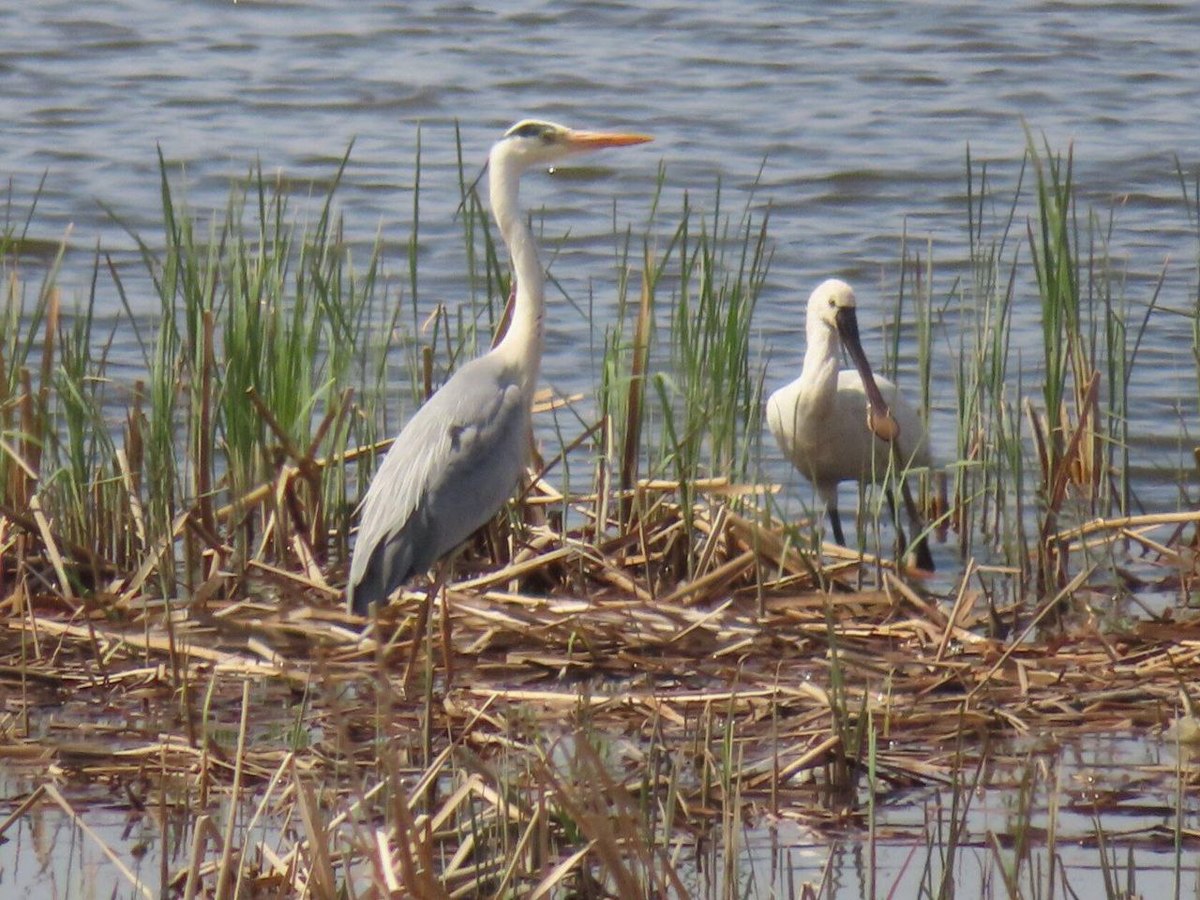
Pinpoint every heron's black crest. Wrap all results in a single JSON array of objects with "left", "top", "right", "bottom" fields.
[{"left": 505, "top": 120, "right": 557, "bottom": 142}]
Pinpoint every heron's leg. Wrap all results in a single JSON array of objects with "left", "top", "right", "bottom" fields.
[
  {"left": 402, "top": 561, "right": 452, "bottom": 693},
  {"left": 437, "top": 556, "right": 457, "bottom": 688},
  {"left": 827, "top": 502, "right": 847, "bottom": 546}
]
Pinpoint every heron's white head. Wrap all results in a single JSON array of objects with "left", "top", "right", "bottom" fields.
[{"left": 491, "top": 119, "right": 653, "bottom": 173}]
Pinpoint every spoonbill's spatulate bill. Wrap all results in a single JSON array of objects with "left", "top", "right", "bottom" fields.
[
  {"left": 347, "top": 120, "right": 653, "bottom": 616},
  {"left": 767, "top": 278, "right": 934, "bottom": 569}
]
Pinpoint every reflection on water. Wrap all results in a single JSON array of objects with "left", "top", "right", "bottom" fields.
[
  {"left": 702, "top": 735, "right": 1200, "bottom": 897},
  {"left": 0, "top": 791, "right": 157, "bottom": 898},
  {"left": 3, "top": 733, "right": 1196, "bottom": 897}
]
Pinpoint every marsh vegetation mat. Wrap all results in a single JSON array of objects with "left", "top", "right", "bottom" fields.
[{"left": 1, "top": 492, "right": 1198, "bottom": 897}]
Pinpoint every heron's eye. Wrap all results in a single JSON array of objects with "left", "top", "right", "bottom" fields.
[{"left": 828, "top": 298, "right": 836, "bottom": 308}]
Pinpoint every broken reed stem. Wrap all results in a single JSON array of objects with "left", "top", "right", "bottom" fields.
[
  {"left": 968, "top": 565, "right": 1094, "bottom": 699},
  {"left": 214, "top": 437, "right": 392, "bottom": 523},
  {"left": 231, "top": 751, "right": 295, "bottom": 899},
  {"left": 43, "top": 783, "right": 154, "bottom": 899},
  {"left": 182, "top": 815, "right": 218, "bottom": 900},
  {"left": 214, "top": 678, "right": 253, "bottom": 900},
  {"left": 1051, "top": 508, "right": 1200, "bottom": 543},
  {"left": 0, "top": 783, "right": 47, "bottom": 839}
]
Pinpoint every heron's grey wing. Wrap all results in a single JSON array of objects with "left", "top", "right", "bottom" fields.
[{"left": 347, "top": 356, "right": 529, "bottom": 613}]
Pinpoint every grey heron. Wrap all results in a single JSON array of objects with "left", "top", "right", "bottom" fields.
[
  {"left": 347, "top": 120, "right": 652, "bottom": 616},
  {"left": 766, "top": 278, "right": 934, "bottom": 570}
]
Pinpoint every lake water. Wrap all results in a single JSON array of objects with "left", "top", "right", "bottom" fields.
[
  {"left": 3, "top": 3, "right": 1200, "bottom": 894},
  {"left": 4, "top": 0, "right": 1200, "bottom": 516}
]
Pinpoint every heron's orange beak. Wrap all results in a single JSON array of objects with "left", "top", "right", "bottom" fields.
[{"left": 565, "top": 130, "right": 654, "bottom": 149}]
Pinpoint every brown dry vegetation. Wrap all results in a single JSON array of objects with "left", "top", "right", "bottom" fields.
[{"left": 1, "top": 464, "right": 1199, "bottom": 896}]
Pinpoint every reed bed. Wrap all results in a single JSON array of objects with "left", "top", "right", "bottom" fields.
[
  {"left": 0, "top": 134, "right": 1198, "bottom": 897},
  {"left": 0, "top": 496, "right": 1197, "bottom": 897}
]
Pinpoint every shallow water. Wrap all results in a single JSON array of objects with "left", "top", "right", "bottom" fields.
[
  {"left": 0, "top": 776, "right": 162, "bottom": 899},
  {"left": 3, "top": 732, "right": 1196, "bottom": 898},
  {"left": 3, "top": 0, "right": 1199, "bottom": 516},
  {"left": 657, "top": 733, "right": 1200, "bottom": 897}
]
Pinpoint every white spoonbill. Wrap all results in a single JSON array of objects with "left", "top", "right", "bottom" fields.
[
  {"left": 347, "top": 120, "right": 653, "bottom": 616},
  {"left": 766, "top": 278, "right": 934, "bottom": 569}
]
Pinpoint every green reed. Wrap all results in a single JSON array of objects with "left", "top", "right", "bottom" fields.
[
  {"left": 454, "top": 122, "right": 511, "bottom": 368},
  {"left": 864, "top": 227, "right": 942, "bottom": 564},
  {"left": 52, "top": 282, "right": 129, "bottom": 568},
  {"left": 663, "top": 187, "right": 767, "bottom": 480},
  {"left": 0, "top": 195, "right": 68, "bottom": 538},
  {"left": 589, "top": 175, "right": 769, "bottom": 577},
  {"left": 0, "top": 149, "right": 403, "bottom": 602},
  {"left": 594, "top": 204, "right": 656, "bottom": 532},
  {"left": 941, "top": 133, "right": 1164, "bottom": 594},
  {"left": 130, "top": 152, "right": 388, "bottom": 588},
  {"left": 890, "top": 225, "right": 936, "bottom": 438},
  {"left": 1023, "top": 131, "right": 1160, "bottom": 592},
  {"left": 954, "top": 146, "right": 1026, "bottom": 574}
]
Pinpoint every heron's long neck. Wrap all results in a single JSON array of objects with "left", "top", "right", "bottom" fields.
[{"left": 490, "top": 154, "right": 544, "bottom": 395}]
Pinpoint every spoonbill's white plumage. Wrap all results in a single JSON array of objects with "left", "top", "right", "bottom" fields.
[
  {"left": 766, "top": 278, "right": 933, "bottom": 569},
  {"left": 346, "top": 120, "right": 653, "bottom": 616}
]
